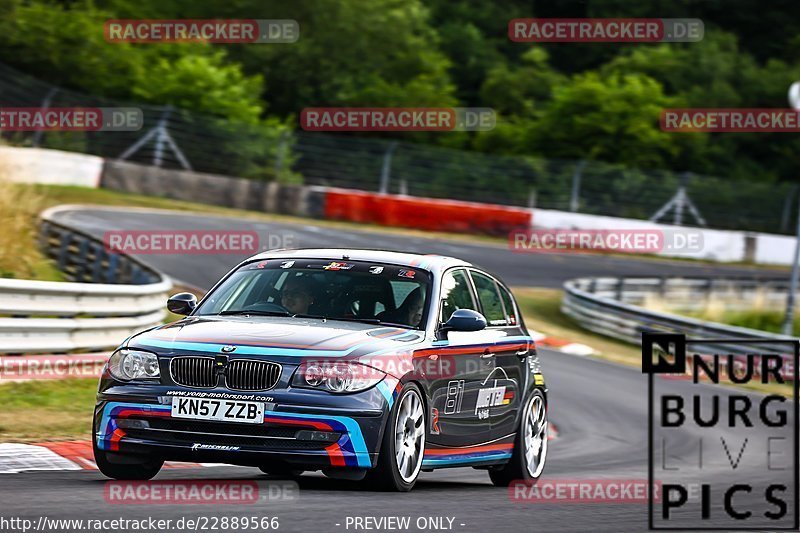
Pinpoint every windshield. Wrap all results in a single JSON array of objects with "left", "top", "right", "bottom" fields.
[{"left": 195, "top": 258, "right": 431, "bottom": 329}]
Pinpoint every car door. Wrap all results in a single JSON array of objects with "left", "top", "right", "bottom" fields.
[
  {"left": 468, "top": 269, "right": 529, "bottom": 442},
  {"left": 422, "top": 267, "right": 494, "bottom": 447}
]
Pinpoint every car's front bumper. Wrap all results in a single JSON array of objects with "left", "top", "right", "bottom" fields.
[{"left": 94, "top": 380, "right": 401, "bottom": 470}]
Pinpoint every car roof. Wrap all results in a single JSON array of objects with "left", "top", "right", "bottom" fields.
[{"left": 246, "top": 248, "right": 472, "bottom": 274}]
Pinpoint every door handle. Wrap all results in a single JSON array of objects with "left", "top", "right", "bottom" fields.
[
  {"left": 480, "top": 351, "right": 495, "bottom": 359},
  {"left": 515, "top": 348, "right": 529, "bottom": 358}
]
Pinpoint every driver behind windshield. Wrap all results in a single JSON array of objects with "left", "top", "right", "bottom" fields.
[{"left": 280, "top": 275, "right": 314, "bottom": 315}]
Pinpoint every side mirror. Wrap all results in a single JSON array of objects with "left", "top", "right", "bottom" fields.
[
  {"left": 441, "top": 309, "right": 487, "bottom": 332},
  {"left": 167, "top": 292, "right": 197, "bottom": 316}
]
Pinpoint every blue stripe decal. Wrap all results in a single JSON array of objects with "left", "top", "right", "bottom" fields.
[
  {"left": 422, "top": 452, "right": 512, "bottom": 466},
  {"left": 97, "top": 402, "right": 171, "bottom": 451},
  {"left": 136, "top": 333, "right": 413, "bottom": 358},
  {"left": 268, "top": 411, "right": 372, "bottom": 468},
  {"left": 375, "top": 380, "right": 394, "bottom": 408}
]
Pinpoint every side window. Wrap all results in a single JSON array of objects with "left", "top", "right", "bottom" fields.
[
  {"left": 439, "top": 269, "right": 477, "bottom": 322},
  {"left": 498, "top": 284, "right": 518, "bottom": 327},
  {"left": 470, "top": 271, "right": 506, "bottom": 326}
]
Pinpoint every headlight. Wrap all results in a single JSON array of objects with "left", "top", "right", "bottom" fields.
[
  {"left": 292, "top": 361, "right": 385, "bottom": 393},
  {"left": 108, "top": 349, "right": 160, "bottom": 381}
]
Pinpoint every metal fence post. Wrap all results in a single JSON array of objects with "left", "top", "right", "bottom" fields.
[
  {"left": 378, "top": 141, "right": 398, "bottom": 194},
  {"left": 781, "top": 185, "right": 798, "bottom": 234},
  {"left": 273, "top": 130, "right": 290, "bottom": 179},
  {"left": 570, "top": 160, "right": 586, "bottom": 212},
  {"left": 782, "top": 196, "right": 800, "bottom": 335},
  {"left": 528, "top": 188, "right": 537, "bottom": 209},
  {"left": 118, "top": 105, "right": 192, "bottom": 170},
  {"left": 32, "top": 87, "right": 58, "bottom": 148}
]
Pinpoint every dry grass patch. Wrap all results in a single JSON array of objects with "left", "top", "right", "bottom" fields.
[{"left": 0, "top": 159, "right": 63, "bottom": 280}]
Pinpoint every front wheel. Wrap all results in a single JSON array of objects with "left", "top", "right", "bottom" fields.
[
  {"left": 92, "top": 419, "right": 163, "bottom": 480},
  {"left": 364, "top": 383, "right": 426, "bottom": 491},
  {"left": 489, "top": 389, "right": 547, "bottom": 486}
]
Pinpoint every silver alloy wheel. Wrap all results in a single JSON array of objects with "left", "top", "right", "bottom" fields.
[
  {"left": 393, "top": 389, "right": 425, "bottom": 483},
  {"left": 524, "top": 394, "right": 548, "bottom": 478}
]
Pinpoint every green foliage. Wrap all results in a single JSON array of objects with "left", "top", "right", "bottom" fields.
[
  {"left": 131, "top": 51, "right": 264, "bottom": 124},
  {"left": 0, "top": 0, "right": 265, "bottom": 121}
]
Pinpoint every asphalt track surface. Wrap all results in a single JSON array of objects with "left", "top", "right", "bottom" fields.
[
  {"left": 50, "top": 206, "right": 781, "bottom": 290},
  {"left": 1, "top": 206, "right": 794, "bottom": 532}
]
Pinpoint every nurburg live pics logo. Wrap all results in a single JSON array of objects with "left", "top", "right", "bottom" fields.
[{"left": 642, "top": 332, "right": 799, "bottom": 530}]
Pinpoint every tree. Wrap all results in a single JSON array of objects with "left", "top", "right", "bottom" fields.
[
  {"left": 0, "top": 0, "right": 265, "bottom": 121},
  {"left": 526, "top": 72, "right": 683, "bottom": 169}
]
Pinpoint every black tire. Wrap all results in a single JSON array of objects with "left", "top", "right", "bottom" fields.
[
  {"left": 92, "top": 418, "right": 163, "bottom": 480},
  {"left": 489, "top": 388, "right": 548, "bottom": 487},
  {"left": 364, "top": 382, "right": 426, "bottom": 492}
]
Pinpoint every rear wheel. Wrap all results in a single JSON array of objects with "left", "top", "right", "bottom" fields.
[
  {"left": 489, "top": 389, "right": 547, "bottom": 486},
  {"left": 365, "top": 383, "right": 426, "bottom": 491}
]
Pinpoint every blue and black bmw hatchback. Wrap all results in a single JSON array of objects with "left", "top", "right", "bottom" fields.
[{"left": 93, "top": 249, "right": 548, "bottom": 491}]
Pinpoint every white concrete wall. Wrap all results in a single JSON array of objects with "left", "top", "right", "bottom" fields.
[
  {"left": 532, "top": 208, "right": 794, "bottom": 265},
  {"left": 752, "top": 232, "right": 796, "bottom": 266},
  {"left": 0, "top": 146, "right": 102, "bottom": 188}
]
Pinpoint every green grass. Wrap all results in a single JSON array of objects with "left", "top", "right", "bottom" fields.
[
  {"left": 682, "top": 308, "right": 800, "bottom": 336},
  {"left": 0, "top": 378, "right": 96, "bottom": 442}
]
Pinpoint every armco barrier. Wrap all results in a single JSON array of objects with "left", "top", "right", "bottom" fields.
[
  {"left": 583, "top": 276, "right": 790, "bottom": 312},
  {"left": 101, "top": 160, "right": 325, "bottom": 218},
  {"left": 562, "top": 277, "right": 796, "bottom": 378},
  {"left": 324, "top": 188, "right": 532, "bottom": 235},
  {"left": 0, "top": 208, "right": 171, "bottom": 354},
  {"left": 39, "top": 215, "right": 161, "bottom": 285}
]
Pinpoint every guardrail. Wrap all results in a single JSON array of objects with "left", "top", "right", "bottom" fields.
[
  {"left": 562, "top": 276, "right": 796, "bottom": 377},
  {"left": 39, "top": 212, "right": 161, "bottom": 285},
  {"left": 0, "top": 208, "right": 171, "bottom": 354},
  {"left": 583, "top": 276, "right": 791, "bottom": 311}
]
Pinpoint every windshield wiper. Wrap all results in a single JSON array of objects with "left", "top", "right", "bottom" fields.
[
  {"left": 292, "top": 313, "right": 328, "bottom": 321},
  {"left": 329, "top": 317, "right": 412, "bottom": 328},
  {"left": 217, "top": 310, "right": 290, "bottom": 317}
]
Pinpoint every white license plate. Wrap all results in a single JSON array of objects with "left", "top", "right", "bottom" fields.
[{"left": 171, "top": 397, "right": 265, "bottom": 424}]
